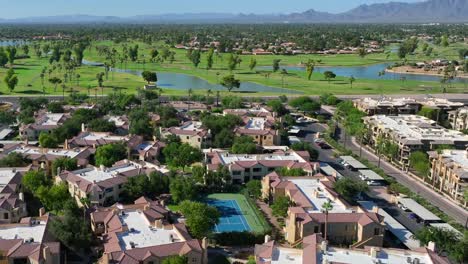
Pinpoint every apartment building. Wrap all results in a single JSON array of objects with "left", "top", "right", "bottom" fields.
[
  {"left": 67, "top": 131, "right": 143, "bottom": 149},
  {"left": 1, "top": 143, "right": 93, "bottom": 174},
  {"left": 262, "top": 172, "right": 384, "bottom": 247},
  {"left": 354, "top": 97, "right": 464, "bottom": 117},
  {"left": 161, "top": 121, "right": 211, "bottom": 149},
  {"left": 0, "top": 167, "right": 29, "bottom": 224},
  {"left": 363, "top": 115, "right": 468, "bottom": 168},
  {"left": 223, "top": 106, "right": 273, "bottom": 118},
  {"left": 254, "top": 234, "right": 449, "bottom": 264},
  {"left": 234, "top": 116, "right": 280, "bottom": 146},
  {"left": 448, "top": 107, "right": 468, "bottom": 131},
  {"left": 19, "top": 112, "right": 71, "bottom": 140},
  {"left": 428, "top": 149, "right": 468, "bottom": 206},
  {"left": 206, "top": 150, "right": 319, "bottom": 183},
  {"left": 0, "top": 215, "right": 61, "bottom": 264},
  {"left": 92, "top": 199, "right": 207, "bottom": 264},
  {"left": 57, "top": 160, "right": 156, "bottom": 206}
]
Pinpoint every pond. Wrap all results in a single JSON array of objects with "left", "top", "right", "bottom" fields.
[
  {"left": 260, "top": 63, "right": 467, "bottom": 83},
  {"left": 82, "top": 59, "right": 302, "bottom": 94},
  {"left": 0, "top": 40, "right": 28, "bottom": 46}
]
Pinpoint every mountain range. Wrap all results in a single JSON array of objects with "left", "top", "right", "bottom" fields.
[{"left": 0, "top": 0, "right": 467, "bottom": 24}]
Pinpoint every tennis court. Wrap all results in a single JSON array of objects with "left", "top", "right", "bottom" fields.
[
  {"left": 205, "top": 193, "right": 269, "bottom": 233},
  {"left": 206, "top": 199, "right": 251, "bottom": 233}
]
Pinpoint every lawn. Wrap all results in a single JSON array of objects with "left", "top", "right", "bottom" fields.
[{"left": 205, "top": 193, "right": 269, "bottom": 234}]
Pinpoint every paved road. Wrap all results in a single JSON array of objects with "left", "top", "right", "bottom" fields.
[
  {"left": 296, "top": 122, "right": 424, "bottom": 236},
  {"left": 321, "top": 121, "right": 468, "bottom": 226}
]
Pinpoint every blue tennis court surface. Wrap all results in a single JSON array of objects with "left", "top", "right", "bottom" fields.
[{"left": 206, "top": 199, "right": 252, "bottom": 233}]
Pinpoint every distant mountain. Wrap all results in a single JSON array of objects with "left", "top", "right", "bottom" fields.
[{"left": 0, "top": 0, "right": 467, "bottom": 24}]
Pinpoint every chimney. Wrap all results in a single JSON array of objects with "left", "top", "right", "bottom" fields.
[
  {"left": 370, "top": 247, "right": 379, "bottom": 258},
  {"left": 39, "top": 207, "right": 46, "bottom": 217},
  {"left": 42, "top": 246, "right": 51, "bottom": 261},
  {"left": 64, "top": 139, "right": 69, "bottom": 150},
  {"left": 160, "top": 199, "right": 166, "bottom": 207},
  {"left": 19, "top": 192, "right": 24, "bottom": 201},
  {"left": 81, "top": 123, "right": 86, "bottom": 132},
  {"left": 320, "top": 240, "right": 328, "bottom": 252},
  {"left": 264, "top": 235, "right": 271, "bottom": 243},
  {"left": 40, "top": 162, "right": 45, "bottom": 169},
  {"left": 25, "top": 138, "right": 29, "bottom": 145},
  {"left": 100, "top": 164, "right": 105, "bottom": 171},
  {"left": 372, "top": 205, "right": 379, "bottom": 213},
  {"left": 155, "top": 219, "right": 163, "bottom": 229},
  {"left": 428, "top": 241, "right": 436, "bottom": 252},
  {"left": 153, "top": 135, "right": 157, "bottom": 142},
  {"left": 57, "top": 167, "right": 61, "bottom": 176}
]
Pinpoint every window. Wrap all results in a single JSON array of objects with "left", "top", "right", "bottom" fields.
[
  {"left": 105, "top": 187, "right": 114, "bottom": 193},
  {"left": 232, "top": 171, "right": 241, "bottom": 176},
  {"left": 3, "top": 213, "right": 8, "bottom": 219},
  {"left": 118, "top": 184, "right": 123, "bottom": 189},
  {"left": 186, "top": 136, "right": 190, "bottom": 140},
  {"left": 374, "top": 228, "right": 380, "bottom": 236},
  {"left": 198, "top": 138, "right": 201, "bottom": 142},
  {"left": 314, "top": 226, "right": 319, "bottom": 233},
  {"left": 253, "top": 168, "right": 261, "bottom": 172},
  {"left": 192, "top": 258, "right": 198, "bottom": 263},
  {"left": 244, "top": 168, "right": 249, "bottom": 172}
]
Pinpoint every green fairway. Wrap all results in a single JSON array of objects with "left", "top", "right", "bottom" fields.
[{"left": 206, "top": 193, "right": 269, "bottom": 234}]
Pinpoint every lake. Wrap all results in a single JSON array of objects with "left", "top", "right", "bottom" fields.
[
  {"left": 82, "top": 59, "right": 302, "bottom": 94},
  {"left": 260, "top": 63, "right": 467, "bottom": 83}
]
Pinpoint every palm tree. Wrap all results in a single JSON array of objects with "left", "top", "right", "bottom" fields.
[
  {"left": 280, "top": 69, "right": 288, "bottom": 88},
  {"left": 206, "top": 89, "right": 212, "bottom": 104},
  {"left": 322, "top": 201, "right": 334, "bottom": 242},
  {"left": 188, "top": 88, "right": 193, "bottom": 100},
  {"left": 216, "top": 91, "right": 220, "bottom": 107},
  {"left": 76, "top": 74, "right": 80, "bottom": 87},
  {"left": 349, "top": 76, "right": 356, "bottom": 89}
]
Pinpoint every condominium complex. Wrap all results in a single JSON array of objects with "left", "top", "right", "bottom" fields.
[
  {"left": 206, "top": 151, "right": 319, "bottom": 183},
  {"left": 234, "top": 116, "right": 280, "bottom": 146},
  {"left": 0, "top": 215, "right": 61, "bottom": 264},
  {"left": 161, "top": 121, "right": 211, "bottom": 148},
  {"left": 92, "top": 198, "right": 207, "bottom": 264},
  {"left": 428, "top": 149, "right": 468, "bottom": 206},
  {"left": 19, "top": 112, "right": 71, "bottom": 140},
  {"left": 448, "top": 107, "right": 468, "bottom": 131},
  {"left": 255, "top": 234, "right": 449, "bottom": 264},
  {"left": 0, "top": 167, "right": 29, "bottom": 224},
  {"left": 262, "top": 172, "right": 385, "bottom": 247},
  {"left": 363, "top": 115, "right": 468, "bottom": 168},
  {"left": 57, "top": 160, "right": 157, "bottom": 206},
  {"left": 354, "top": 97, "right": 464, "bottom": 116}
]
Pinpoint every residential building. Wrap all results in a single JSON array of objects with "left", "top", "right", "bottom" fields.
[
  {"left": 448, "top": 107, "right": 468, "bottom": 131},
  {"left": 353, "top": 97, "right": 464, "bottom": 117},
  {"left": 0, "top": 214, "right": 61, "bottom": 264},
  {"left": 0, "top": 167, "right": 30, "bottom": 223},
  {"left": 165, "top": 101, "right": 209, "bottom": 112},
  {"left": 67, "top": 131, "right": 143, "bottom": 149},
  {"left": 234, "top": 117, "right": 280, "bottom": 146},
  {"left": 130, "top": 140, "right": 165, "bottom": 163},
  {"left": 363, "top": 115, "right": 468, "bottom": 168},
  {"left": 206, "top": 150, "right": 319, "bottom": 183},
  {"left": 161, "top": 121, "right": 211, "bottom": 149},
  {"left": 0, "top": 143, "right": 93, "bottom": 174},
  {"left": 19, "top": 112, "right": 71, "bottom": 140},
  {"left": 254, "top": 234, "right": 449, "bottom": 264},
  {"left": 223, "top": 106, "right": 273, "bottom": 118},
  {"left": 428, "top": 149, "right": 468, "bottom": 206},
  {"left": 262, "top": 172, "right": 384, "bottom": 247},
  {"left": 354, "top": 97, "right": 421, "bottom": 116},
  {"left": 92, "top": 199, "right": 207, "bottom": 264},
  {"left": 105, "top": 115, "right": 130, "bottom": 135},
  {"left": 57, "top": 160, "right": 157, "bottom": 206}
]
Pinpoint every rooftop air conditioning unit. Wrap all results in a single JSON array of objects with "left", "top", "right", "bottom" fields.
[{"left": 412, "top": 258, "right": 420, "bottom": 264}]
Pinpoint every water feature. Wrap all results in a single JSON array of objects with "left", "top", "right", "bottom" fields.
[
  {"left": 0, "top": 40, "right": 28, "bottom": 46},
  {"left": 259, "top": 63, "right": 466, "bottom": 83},
  {"left": 82, "top": 59, "right": 302, "bottom": 94}
]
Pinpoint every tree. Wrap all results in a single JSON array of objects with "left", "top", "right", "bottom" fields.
[
  {"left": 73, "top": 43, "right": 86, "bottom": 66},
  {"left": 322, "top": 201, "right": 333, "bottom": 241},
  {"left": 0, "top": 153, "right": 30, "bottom": 167},
  {"left": 213, "top": 129, "right": 235, "bottom": 148},
  {"left": 247, "top": 256, "right": 256, "bottom": 264},
  {"left": 52, "top": 157, "right": 78, "bottom": 175},
  {"left": 169, "top": 177, "right": 198, "bottom": 204},
  {"left": 39, "top": 132, "right": 59, "bottom": 148},
  {"left": 323, "top": 71, "right": 336, "bottom": 84},
  {"left": 149, "top": 48, "right": 159, "bottom": 62},
  {"left": 246, "top": 180, "right": 262, "bottom": 199},
  {"left": 50, "top": 200, "right": 92, "bottom": 251},
  {"left": 306, "top": 60, "right": 315, "bottom": 80},
  {"left": 179, "top": 200, "right": 220, "bottom": 239},
  {"left": 22, "top": 170, "right": 49, "bottom": 193},
  {"left": 220, "top": 74, "right": 241, "bottom": 92},
  {"left": 96, "top": 72, "right": 105, "bottom": 87},
  {"left": 190, "top": 49, "right": 201, "bottom": 68},
  {"left": 227, "top": 53, "right": 241, "bottom": 71},
  {"left": 88, "top": 119, "right": 116, "bottom": 132},
  {"left": 333, "top": 177, "right": 368, "bottom": 201},
  {"left": 271, "top": 196, "right": 291, "bottom": 218},
  {"left": 413, "top": 226, "right": 466, "bottom": 263},
  {"left": 5, "top": 46, "right": 16, "bottom": 65},
  {"left": 289, "top": 96, "right": 321, "bottom": 113},
  {"left": 349, "top": 76, "right": 356, "bottom": 89},
  {"left": 48, "top": 77, "right": 62, "bottom": 92},
  {"left": 162, "top": 256, "right": 188, "bottom": 264},
  {"left": 267, "top": 99, "right": 287, "bottom": 116},
  {"left": 47, "top": 102, "right": 64, "bottom": 113},
  {"left": 409, "top": 151, "right": 430, "bottom": 177},
  {"left": 123, "top": 172, "right": 170, "bottom": 202},
  {"left": 163, "top": 143, "right": 203, "bottom": 171},
  {"left": 3, "top": 68, "right": 18, "bottom": 92},
  {"left": 357, "top": 47, "right": 367, "bottom": 58},
  {"left": 141, "top": 71, "right": 158, "bottom": 84},
  {"left": 0, "top": 47, "right": 8, "bottom": 66},
  {"left": 272, "top": 59, "right": 281, "bottom": 72},
  {"left": 231, "top": 136, "right": 257, "bottom": 154},
  {"left": 206, "top": 48, "right": 214, "bottom": 70},
  {"left": 249, "top": 58, "right": 257, "bottom": 71},
  {"left": 95, "top": 143, "right": 127, "bottom": 167}
]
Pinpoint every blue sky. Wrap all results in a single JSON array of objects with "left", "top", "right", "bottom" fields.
[{"left": 0, "top": 0, "right": 424, "bottom": 19}]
